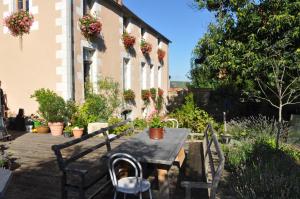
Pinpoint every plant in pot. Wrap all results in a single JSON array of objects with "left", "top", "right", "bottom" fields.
[
  {"left": 63, "top": 126, "right": 73, "bottom": 138},
  {"left": 79, "top": 14, "right": 102, "bottom": 41},
  {"left": 122, "top": 32, "right": 136, "bottom": 49},
  {"left": 148, "top": 115, "right": 164, "bottom": 140},
  {"left": 4, "top": 10, "right": 34, "bottom": 37},
  {"left": 123, "top": 89, "right": 135, "bottom": 104},
  {"left": 141, "top": 89, "right": 151, "bottom": 106},
  {"left": 157, "top": 49, "right": 166, "bottom": 62},
  {"left": 31, "top": 89, "right": 67, "bottom": 136},
  {"left": 71, "top": 112, "right": 86, "bottom": 139},
  {"left": 150, "top": 88, "right": 157, "bottom": 101},
  {"left": 140, "top": 39, "right": 152, "bottom": 55}
]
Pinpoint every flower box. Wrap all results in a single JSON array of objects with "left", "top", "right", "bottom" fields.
[
  {"left": 140, "top": 39, "right": 152, "bottom": 54},
  {"left": 157, "top": 49, "right": 166, "bottom": 62},
  {"left": 79, "top": 14, "right": 102, "bottom": 41},
  {"left": 122, "top": 32, "right": 136, "bottom": 49},
  {"left": 4, "top": 10, "right": 34, "bottom": 37}
]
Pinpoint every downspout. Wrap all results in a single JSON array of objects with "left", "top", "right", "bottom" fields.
[{"left": 66, "top": 0, "right": 75, "bottom": 100}]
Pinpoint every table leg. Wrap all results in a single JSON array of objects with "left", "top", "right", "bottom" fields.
[
  {"left": 175, "top": 147, "right": 185, "bottom": 168},
  {"left": 157, "top": 165, "right": 169, "bottom": 199}
]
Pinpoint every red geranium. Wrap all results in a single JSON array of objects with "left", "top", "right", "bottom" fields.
[
  {"left": 4, "top": 10, "right": 34, "bottom": 37},
  {"left": 122, "top": 32, "right": 136, "bottom": 49},
  {"left": 157, "top": 49, "right": 166, "bottom": 61},
  {"left": 79, "top": 14, "right": 102, "bottom": 40},
  {"left": 158, "top": 88, "right": 164, "bottom": 97},
  {"left": 140, "top": 39, "right": 152, "bottom": 54}
]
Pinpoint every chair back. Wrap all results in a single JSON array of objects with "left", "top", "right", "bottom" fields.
[
  {"left": 164, "top": 118, "right": 179, "bottom": 128},
  {"left": 108, "top": 153, "right": 143, "bottom": 188}
]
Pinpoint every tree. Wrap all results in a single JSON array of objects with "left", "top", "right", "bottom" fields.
[{"left": 191, "top": 0, "right": 300, "bottom": 147}]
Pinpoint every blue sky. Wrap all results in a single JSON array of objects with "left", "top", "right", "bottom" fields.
[{"left": 123, "top": 0, "right": 215, "bottom": 81}]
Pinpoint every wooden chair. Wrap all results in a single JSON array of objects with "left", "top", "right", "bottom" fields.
[{"left": 181, "top": 124, "right": 225, "bottom": 199}]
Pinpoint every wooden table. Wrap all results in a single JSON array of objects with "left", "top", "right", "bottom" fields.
[{"left": 107, "top": 128, "right": 189, "bottom": 199}]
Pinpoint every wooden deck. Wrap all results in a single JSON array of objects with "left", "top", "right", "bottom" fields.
[{"left": 1, "top": 131, "right": 207, "bottom": 199}]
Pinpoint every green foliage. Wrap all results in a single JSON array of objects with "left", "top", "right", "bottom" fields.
[
  {"left": 31, "top": 88, "right": 68, "bottom": 123},
  {"left": 65, "top": 100, "right": 78, "bottom": 123},
  {"left": 225, "top": 137, "right": 300, "bottom": 198},
  {"left": 227, "top": 115, "right": 277, "bottom": 140},
  {"left": 169, "top": 93, "right": 216, "bottom": 133},
  {"left": 123, "top": 89, "right": 135, "bottom": 103},
  {"left": 191, "top": 0, "right": 300, "bottom": 128},
  {"left": 108, "top": 117, "right": 131, "bottom": 135},
  {"left": 141, "top": 89, "right": 151, "bottom": 105},
  {"left": 148, "top": 116, "right": 164, "bottom": 128},
  {"left": 133, "top": 118, "right": 147, "bottom": 131},
  {"left": 85, "top": 77, "right": 121, "bottom": 121},
  {"left": 150, "top": 88, "right": 157, "bottom": 100}
]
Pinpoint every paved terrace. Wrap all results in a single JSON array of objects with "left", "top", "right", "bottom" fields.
[{"left": 2, "top": 131, "right": 208, "bottom": 199}]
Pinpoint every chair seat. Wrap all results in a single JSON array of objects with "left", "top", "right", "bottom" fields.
[{"left": 116, "top": 177, "right": 151, "bottom": 194}]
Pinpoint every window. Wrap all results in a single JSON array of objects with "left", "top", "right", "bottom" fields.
[
  {"left": 158, "top": 66, "right": 162, "bottom": 87},
  {"left": 123, "top": 58, "right": 130, "bottom": 90},
  {"left": 83, "top": 0, "right": 92, "bottom": 15},
  {"left": 123, "top": 17, "right": 128, "bottom": 33},
  {"left": 16, "top": 0, "right": 29, "bottom": 11},
  {"left": 83, "top": 48, "right": 94, "bottom": 97},
  {"left": 141, "top": 27, "right": 145, "bottom": 39},
  {"left": 158, "top": 38, "right": 161, "bottom": 46},
  {"left": 150, "top": 65, "right": 154, "bottom": 88},
  {"left": 141, "top": 62, "right": 147, "bottom": 89}
]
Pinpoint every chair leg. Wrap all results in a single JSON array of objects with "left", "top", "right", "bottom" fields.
[
  {"left": 139, "top": 192, "right": 142, "bottom": 199},
  {"left": 149, "top": 189, "right": 152, "bottom": 199},
  {"left": 124, "top": 193, "right": 126, "bottom": 199},
  {"left": 114, "top": 191, "right": 117, "bottom": 199}
]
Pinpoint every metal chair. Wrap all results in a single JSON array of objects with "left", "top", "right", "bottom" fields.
[
  {"left": 108, "top": 153, "right": 152, "bottom": 199},
  {"left": 164, "top": 118, "right": 179, "bottom": 128}
]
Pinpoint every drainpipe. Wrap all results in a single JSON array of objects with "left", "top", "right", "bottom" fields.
[{"left": 66, "top": 0, "right": 75, "bottom": 100}]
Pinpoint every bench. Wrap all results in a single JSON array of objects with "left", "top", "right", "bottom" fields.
[
  {"left": 0, "top": 168, "right": 12, "bottom": 199},
  {"left": 52, "top": 119, "right": 133, "bottom": 199},
  {"left": 181, "top": 124, "right": 225, "bottom": 199}
]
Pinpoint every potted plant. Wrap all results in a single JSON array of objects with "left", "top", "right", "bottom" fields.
[
  {"left": 157, "top": 49, "right": 166, "bottom": 62},
  {"left": 148, "top": 116, "right": 164, "bottom": 140},
  {"left": 4, "top": 10, "right": 34, "bottom": 37},
  {"left": 63, "top": 126, "right": 73, "bottom": 138},
  {"left": 150, "top": 88, "right": 157, "bottom": 101},
  {"left": 140, "top": 39, "right": 152, "bottom": 54},
  {"left": 122, "top": 32, "right": 136, "bottom": 49},
  {"left": 79, "top": 14, "right": 102, "bottom": 41},
  {"left": 31, "top": 89, "right": 67, "bottom": 136},
  {"left": 71, "top": 111, "right": 86, "bottom": 138},
  {"left": 141, "top": 89, "right": 151, "bottom": 106},
  {"left": 123, "top": 89, "right": 135, "bottom": 103}
]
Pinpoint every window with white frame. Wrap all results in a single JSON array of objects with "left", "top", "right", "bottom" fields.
[
  {"left": 123, "top": 17, "right": 129, "bottom": 33},
  {"left": 150, "top": 65, "right": 154, "bottom": 88},
  {"left": 141, "top": 62, "right": 147, "bottom": 89},
  {"left": 16, "top": 0, "right": 29, "bottom": 11},
  {"left": 141, "top": 27, "right": 145, "bottom": 39},
  {"left": 123, "top": 58, "right": 131, "bottom": 90},
  {"left": 158, "top": 66, "right": 162, "bottom": 87}
]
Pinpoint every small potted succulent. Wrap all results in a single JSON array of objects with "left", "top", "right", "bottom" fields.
[
  {"left": 123, "top": 89, "right": 135, "bottom": 103},
  {"left": 148, "top": 116, "right": 164, "bottom": 140},
  {"left": 141, "top": 89, "right": 151, "bottom": 106},
  {"left": 157, "top": 49, "right": 166, "bottom": 62},
  {"left": 140, "top": 39, "right": 152, "bottom": 54},
  {"left": 150, "top": 88, "right": 157, "bottom": 101},
  {"left": 4, "top": 10, "right": 34, "bottom": 37},
  {"left": 122, "top": 32, "right": 136, "bottom": 49},
  {"left": 79, "top": 14, "right": 102, "bottom": 41}
]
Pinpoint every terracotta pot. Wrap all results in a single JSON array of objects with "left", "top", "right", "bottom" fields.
[
  {"left": 149, "top": 128, "right": 164, "bottom": 140},
  {"left": 73, "top": 128, "right": 84, "bottom": 138},
  {"left": 36, "top": 126, "right": 50, "bottom": 134},
  {"left": 48, "top": 122, "right": 64, "bottom": 136}
]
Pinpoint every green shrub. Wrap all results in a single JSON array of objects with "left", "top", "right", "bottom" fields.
[
  {"left": 227, "top": 115, "right": 277, "bottom": 140},
  {"left": 224, "top": 136, "right": 300, "bottom": 198},
  {"left": 108, "top": 117, "right": 131, "bottom": 135},
  {"left": 133, "top": 118, "right": 147, "bottom": 131},
  {"left": 31, "top": 88, "right": 67, "bottom": 122},
  {"left": 168, "top": 93, "right": 216, "bottom": 133}
]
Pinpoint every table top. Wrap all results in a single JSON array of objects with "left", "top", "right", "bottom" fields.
[{"left": 108, "top": 128, "right": 190, "bottom": 166}]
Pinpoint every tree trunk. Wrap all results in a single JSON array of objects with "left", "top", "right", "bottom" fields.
[{"left": 276, "top": 105, "right": 282, "bottom": 149}]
